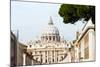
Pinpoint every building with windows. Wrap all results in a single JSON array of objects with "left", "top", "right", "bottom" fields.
[
  {"left": 74, "top": 18, "right": 95, "bottom": 62},
  {"left": 11, "top": 18, "right": 95, "bottom": 66},
  {"left": 26, "top": 17, "right": 73, "bottom": 64}
]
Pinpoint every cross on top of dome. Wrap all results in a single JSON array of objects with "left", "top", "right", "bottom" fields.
[{"left": 48, "top": 16, "right": 54, "bottom": 25}]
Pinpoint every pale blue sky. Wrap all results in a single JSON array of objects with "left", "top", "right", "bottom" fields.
[{"left": 11, "top": 1, "right": 85, "bottom": 44}]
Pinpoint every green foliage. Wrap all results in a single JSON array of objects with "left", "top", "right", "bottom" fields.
[{"left": 58, "top": 4, "right": 95, "bottom": 24}]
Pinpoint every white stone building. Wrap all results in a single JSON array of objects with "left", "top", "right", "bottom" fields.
[
  {"left": 11, "top": 17, "right": 95, "bottom": 66},
  {"left": 27, "top": 17, "right": 72, "bottom": 65},
  {"left": 19, "top": 18, "right": 95, "bottom": 66},
  {"left": 74, "top": 18, "right": 95, "bottom": 62}
]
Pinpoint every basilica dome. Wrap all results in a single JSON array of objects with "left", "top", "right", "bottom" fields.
[
  {"left": 42, "top": 17, "right": 59, "bottom": 36},
  {"left": 41, "top": 17, "right": 60, "bottom": 42}
]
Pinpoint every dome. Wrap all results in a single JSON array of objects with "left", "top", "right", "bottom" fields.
[
  {"left": 41, "top": 17, "right": 60, "bottom": 42},
  {"left": 42, "top": 17, "right": 59, "bottom": 36}
]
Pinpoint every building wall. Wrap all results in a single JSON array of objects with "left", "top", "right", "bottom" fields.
[
  {"left": 74, "top": 19, "right": 95, "bottom": 62},
  {"left": 10, "top": 32, "right": 17, "bottom": 66},
  {"left": 16, "top": 42, "right": 34, "bottom": 66},
  {"left": 27, "top": 46, "right": 72, "bottom": 64},
  {"left": 16, "top": 42, "right": 26, "bottom": 66},
  {"left": 25, "top": 53, "right": 33, "bottom": 66},
  {"left": 26, "top": 18, "right": 73, "bottom": 65}
]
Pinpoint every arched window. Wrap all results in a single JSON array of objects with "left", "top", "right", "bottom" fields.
[
  {"left": 52, "top": 59, "right": 54, "bottom": 62},
  {"left": 36, "top": 57, "right": 38, "bottom": 61},
  {"left": 29, "top": 45, "right": 32, "bottom": 47},
  {"left": 53, "top": 36, "right": 55, "bottom": 41},
  {"left": 49, "top": 36, "right": 51, "bottom": 41},
  {"left": 45, "top": 59, "right": 47, "bottom": 63},
  {"left": 46, "top": 36, "right": 48, "bottom": 40}
]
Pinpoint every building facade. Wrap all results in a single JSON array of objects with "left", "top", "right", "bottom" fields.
[
  {"left": 27, "top": 17, "right": 72, "bottom": 64},
  {"left": 74, "top": 18, "right": 95, "bottom": 62},
  {"left": 11, "top": 18, "right": 95, "bottom": 66},
  {"left": 11, "top": 31, "right": 17, "bottom": 66},
  {"left": 11, "top": 31, "right": 36, "bottom": 66}
]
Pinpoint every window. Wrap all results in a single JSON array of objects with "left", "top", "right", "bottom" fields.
[
  {"left": 52, "top": 59, "right": 54, "bottom": 62},
  {"left": 46, "top": 36, "right": 48, "bottom": 40},
  {"left": 36, "top": 57, "right": 38, "bottom": 61},
  {"left": 49, "top": 36, "right": 51, "bottom": 41},
  {"left": 39, "top": 51, "right": 42, "bottom": 53},
  {"left": 41, "top": 56, "right": 42, "bottom": 63},
  {"left": 53, "top": 36, "right": 55, "bottom": 41},
  {"left": 67, "top": 44, "right": 69, "bottom": 46},
  {"left": 29, "top": 45, "right": 32, "bottom": 47},
  {"left": 57, "top": 57, "right": 58, "bottom": 62},
  {"left": 45, "top": 59, "right": 47, "bottom": 63}
]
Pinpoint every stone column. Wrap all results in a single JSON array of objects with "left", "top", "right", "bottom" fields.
[
  {"left": 47, "top": 36, "right": 49, "bottom": 42},
  {"left": 42, "top": 51, "right": 45, "bottom": 64},
  {"left": 47, "top": 51, "right": 48, "bottom": 64},
  {"left": 45, "top": 51, "right": 47, "bottom": 64},
  {"left": 31, "top": 59, "right": 33, "bottom": 65},
  {"left": 80, "top": 39, "right": 84, "bottom": 61},
  {"left": 54, "top": 36, "right": 57, "bottom": 41},
  {"left": 45, "top": 36, "right": 47, "bottom": 42},
  {"left": 50, "top": 50, "right": 52, "bottom": 63},
  {"left": 67, "top": 52, "right": 71, "bottom": 62},
  {"left": 88, "top": 29, "right": 95, "bottom": 61},
  {"left": 54, "top": 36, "right": 55, "bottom": 42},
  {"left": 52, "top": 36, "right": 53, "bottom": 42},
  {"left": 48, "top": 51, "right": 50, "bottom": 64},
  {"left": 52, "top": 50, "right": 54, "bottom": 63},
  {"left": 56, "top": 51, "right": 58, "bottom": 63},
  {"left": 75, "top": 47, "right": 80, "bottom": 62},
  {"left": 23, "top": 53, "right": 26, "bottom": 66},
  {"left": 54, "top": 50, "right": 57, "bottom": 63},
  {"left": 54, "top": 50, "right": 55, "bottom": 63}
]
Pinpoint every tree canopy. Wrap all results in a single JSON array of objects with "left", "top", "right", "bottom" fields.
[{"left": 58, "top": 4, "right": 95, "bottom": 24}]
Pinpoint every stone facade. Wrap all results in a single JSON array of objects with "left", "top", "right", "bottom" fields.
[
  {"left": 74, "top": 18, "right": 95, "bottom": 62},
  {"left": 27, "top": 17, "right": 72, "bottom": 64},
  {"left": 11, "top": 32, "right": 35, "bottom": 66},
  {"left": 16, "top": 42, "right": 27, "bottom": 66},
  {"left": 17, "top": 42, "right": 37, "bottom": 66},
  {"left": 10, "top": 31, "right": 17, "bottom": 66},
  {"left": 11, "top": 18, "right": 95, "bottom": 66}
]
